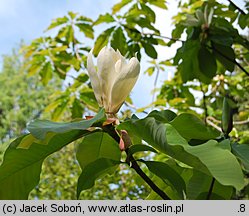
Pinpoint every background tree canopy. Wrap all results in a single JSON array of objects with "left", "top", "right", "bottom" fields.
[{"left": 0, "top": 0, "right": 248, "bottom": 200}]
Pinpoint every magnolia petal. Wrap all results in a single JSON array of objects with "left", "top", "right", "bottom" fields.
[
  {"left": 97, "top": 46, "right": 119, "bottom": 110},
  {"left": 87, "top": 51, "right": 103, "bottom": 106},
  {"left": 110, "top": 57, "right": 140, "bottom": 113}
]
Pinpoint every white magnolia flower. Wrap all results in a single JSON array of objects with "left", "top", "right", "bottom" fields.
[{"left": 87, "top": 46, "right": 140, "bottom": 114}]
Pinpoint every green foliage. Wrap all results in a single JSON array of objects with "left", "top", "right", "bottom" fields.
[
  {"left": 118, "top": 113, "right": 245, "bottom": 192},
  {"left": 76, "top": 132, "right": 121, "bottom": 197},
  {"left": 0, "top": 108, "right": 105, "bottom": 199},
  {"left": 170, "top": 113, "right": 220, "bottom": 140},
  {"left": 1, "top": 0, "right": 249, "bottom": 200},
  {"left": 77, "top": 158, "right": 120, "bottom": 198},
  {"left": 140, "top": 160, "right": 186, "bottom": 199}
]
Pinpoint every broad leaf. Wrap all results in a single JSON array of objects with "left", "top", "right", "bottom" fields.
[
  {"left": 118, "top": 116, "right": 245, "bottom": 190},
  {"left": 180, "top": 40, "right": 199, "bottom": 82},
  {"left": 127, "top": 144, "right": 158, "bottom": 157},
  {"left": 77, "top": 158, "right": 120, "bottom": 198},
  {"left": 166, "top": 125, "right": 244, "bottom": 190},
  {"left": 28, "top": 108, "right": 105, "bottom": 139},
  {"left": 232, "top": 143, "right": 249, "bottom": 172},
  {"left": 187, "top": 169, "right": 233, "bottom": 199},
  {"left": 170, "top": 113, "right": 220, "bottom": 141},
  {"left": 0, "top": 130, "right": 87, "bottom": 199},
  {"left": 147, "top": 110, "right": 177, "bottom": 123},
  {"left": 198, "top": 46, "right": 217, "bottom": 79},
  {"left": 213, "top": 43, "right": 235, "bottom": 72},
  {"left": 141, "top": 160, "right": 186, "bottom": 199},
  {"left": 146, "top": 175, "right": 179, "bottom": 200},
  {"left": 76, "top": 132, "right": 121, "bottom": 169},
  {"left": 180, "top": 40, "right": 212, "bottom": 84}
]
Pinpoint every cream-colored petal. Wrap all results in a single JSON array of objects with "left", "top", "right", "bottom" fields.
[
  {"left": 97, "top": 46, "right": 119, "bottom": 112},
  {"left": 110, "top": 57, "right": 140, "bottom": 113},
  {"left": 87, "top": 50, "right": 103, "bottom": 106}
]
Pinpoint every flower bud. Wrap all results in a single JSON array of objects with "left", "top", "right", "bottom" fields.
[{"left": 87, "top": 46, "right": 140, "bottom": 114}]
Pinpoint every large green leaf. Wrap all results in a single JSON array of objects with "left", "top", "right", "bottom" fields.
[
  {"left": 76, "top": 132, "right": 121, "bottom": 169},
  {"left": 76, "top": 132, "right": 121, "bottom": 197},
  {"left": 213, "top": 43, "right": 235, "bottom": 72},
  {"left": 28, "top": 108, "right": 105, "bottom": 139},
  {"left": 187, "top": 169, "right": 233, "bottom": 199},
  {"left": 127, "top": 144, "right": 158, "bottom": 157},
  {"left": 140, "top": 160, "right": 186, "bottom": 199},
  {"left": 198, "top": 46, "right": 217, "bottom": 79},
  {"left": 118, "top": 116, "right": 244, "bottom": 190},
  {"left": 166, "top": 125, "right": 244, "bottom": 190},
  {"left": 147, "top": 109, "right": 177, "bottom": 123},
  {"left": 180, "top": 40, "right": 199, "bottom": 82},
  {"left": 170, "top": 113, "right": 220, "bottom": 141},
  {"left": 77, "top": 158, "right": 120, "bottom": 198},
  {"left": 180, "top": 40, "right": 212, "bottom": 84},
  {"left": 232, "top": 143, "right": 249, "bottom": 172},
  {"left": 0, "top": 109, "right": 106, "bottom": 199},
  {"left": 0, "top": 130, "right": 87, "bottom": 199}
]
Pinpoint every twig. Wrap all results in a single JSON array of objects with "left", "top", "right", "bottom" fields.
[
  {"left": 123, "top": 24, "right": 185, "bottom": 43},
  {"left": 146, "top": 33, "right": 185, "bottom": 43},
  {"left": 207, "top": 178, "right": 216, "bottom": 200},
  {"left": 126, "top": 151, "right": 170, "bottom": 200},
  {"left": 207, "top": 116, "right": 249, "bottom": 125},
  {"left": 102, "top": 125, "right": 170, "bottom": 200},
  {"left": 200, "top": 83, "right": 208, "bottom": 124},
  {"left": 206, "top": 118, "right": 222, "bottom": 132},
  {"left": 234, "top": 119, "right": 249, "bottom": 125},
  {"left": 227, "top": 0, "right": 246, "bottom": 15},
  {"left": 211, "top": 44, "right": 249, "bottom": 76}
]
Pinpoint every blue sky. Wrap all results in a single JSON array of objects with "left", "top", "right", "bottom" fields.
[
  {"left": 0, "top": 0, "right": 117, "bottom": 56},
  {"left": 0, "top": 0, "right": 246, "bottom": 114}
]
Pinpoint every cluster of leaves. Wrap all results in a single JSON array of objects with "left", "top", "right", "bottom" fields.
[
  {"left": 91, "top": 0, "right": 168, "bottom": 60},
  {"left": 0, "top": 50, "right": 148, "bottom": 200},
  {"left": 29, "top": 143, "right": 150, "bottom": 200},
  {"left": 157, "top": 1, "right": 249, "bottom": 144},
  {"left": 0, "top": 107, "right": 249, "bottom": 199},
  {"left": 170, "top": 1, "right": 249, "bottom": 84},
  {"left": 24, "top": 12, "right": 98, "bottom": 120}
]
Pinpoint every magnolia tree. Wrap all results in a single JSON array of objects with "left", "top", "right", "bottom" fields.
[{"left": 0, "top": 0, "right": 249, "bottom": 200}]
